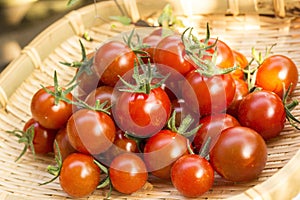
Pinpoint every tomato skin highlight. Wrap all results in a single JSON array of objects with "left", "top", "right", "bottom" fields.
[
  {"left": 171, "top": 154, "right": 214, "bottom": 198},
  {"left": 23, "top": 118, "right": 57, "bottom": 154},
  {"left": 143, "top": 129, "right": 189, "bottom": 180},
  {"left": 109, "top": 153, "right": 148, "bottom": 194},
  {"left": 238, "top": 90, "right": 286, "bottom": 140},
  {"left": 113, "top": 87, "right": 171, "bottom": 138},
  {"left": 31, "top": 86, "right": 73, "bottom": 130},
  {"left": 67, "top": 109, "right": 116, "bottom": 155},
  {"left": 210, "top": 126, "right": 267, "bottom": 182},
  {"left": 59, "top": 153, "right": 101, "bottom": 198},
  {"left": 256, "top": 55, "right": 298, "bottom": 98}
]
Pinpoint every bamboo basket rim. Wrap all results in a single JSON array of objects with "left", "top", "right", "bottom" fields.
[{"left": 1, "top": 0, "right": 300, "bottom": 199}]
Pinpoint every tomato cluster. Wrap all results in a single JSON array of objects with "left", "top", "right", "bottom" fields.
[{"left": 9, "top": 25, "right": 299, "bottom": 198}]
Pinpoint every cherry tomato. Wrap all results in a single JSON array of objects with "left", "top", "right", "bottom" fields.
[
  {"left": 238, "top": 90, "right": 286, "bottom": 140},
  {"left": 256, "top": 55, "right": 298, "bottom": 98},
  {"left": 193, "top": 113, "right": 240, "bottom": 154},
  {"left": 67, "top": 109, "right": 116, "bottom": 155},
  {"left": 113, "top": 87, "right": 171, "bottom": 138},
  {"left": 231, "top": 50, "right": 248, "bottom": 79},
  {"left": 182, "top": 71, "right": 236, "bottom": 116},
  {"left": 226, "top": 78, "right": 249, "bottom": 118},
  {"left": 109, "top": 153, "right": 148, "bottom": 194},
  {"left": 143, "top": 129, "right": 189, "bottom": 180},
  {"left": 153, "top": 35, "right": 194, "bottom": 78},
  {"left": 210, "top": 126, "right": 267, "bottom": 182},
  {"left": 31, "top": 86, "right": 73, "bottom": 129},
  {"left": 202, "top": 38, "right": 235, "bottom": 69},
  {"left": 23, "top": 118, "right": 57, "bottom": 154},
  {"left": 171, "top": 154, "right": 214, "bottom": 198},
  {"left": 84, "top": 85, "right": 115, "bottom": 110},
  {"left": 54, "top": 127, "right": 77, "bottom": 161},
  {"left": 59, "top": 153, "right": 101, "bottom": 198},
  {"left": 93, "top": 41, "right": 137, "bottom": 86}
]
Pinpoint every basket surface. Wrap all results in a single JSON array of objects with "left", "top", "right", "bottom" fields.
[{"left": 0, "top": 0, "right": 300, "bottom": 199}]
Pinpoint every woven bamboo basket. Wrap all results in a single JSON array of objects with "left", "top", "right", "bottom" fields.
[{"left": 0, "top": 0, "right": 300, "bottom": 199}]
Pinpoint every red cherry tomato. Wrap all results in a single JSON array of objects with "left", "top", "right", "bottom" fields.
[
  {"left": 182, "top": 71, "right": 236, "bottom": 116},
  {"left": 84, "top": 85, "right": 115, "bottom": 110},
  {"left": 231, "top": 50, "right": 248, "bottom": 79},
  {"left": 238, "top": 90, "right": 286, "bottom": 140},
  {"left": 67, "top": 109, "right": 116, "bottom": 155},
  {"left": 193, "top": 113, "right": 240, "bottom": 153},
  {"left": 31, "top": 86, "right": 73, "bottom": 130},
  {"left": 54, "top": 127, "right": 77, "bottom": 161},
  {"left": 210, "top": 126, "right": 268, "bottom": 182},
  {"left": 23, "top": 118, "right": 57, "bottom": 154},
  {"left": 113, "top": 87, "right": 171, "bottom": 138},
  {"left": 59, "top": 153, "right": 101, "bottom": 198},
  {"left": 227, "top": 78, "right": 249, "bottom": 118},
  {"left": 109, "top": 153, "right": 148, "bottom": 194},
  {"left": 171, "top": 154, "right": 214, "bottom": 198},
  {"left": 256, "top": 55, "right": 298, "bottom": 98},
  {"left": 143, "top": 129, "right": 189, "bottom": 180},
  {"left": 153, "top": 35, "right": 195, "bottom": 78},
  {"left": 93, "top": 41, "right": 137, "bottom": 86}
]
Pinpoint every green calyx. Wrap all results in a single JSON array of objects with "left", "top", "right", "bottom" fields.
[
  {"left": 6, "top": 125, "right": 36, "bottom": 162},
  {"left": 118, "top": 59, "right": 169, "bottom": 94},
  {"left": 182, "top": 24, "right": 236, "bottom": 77}
]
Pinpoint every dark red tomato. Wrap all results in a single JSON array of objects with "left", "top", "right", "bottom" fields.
[
  {"left": 171, "top": 154, "right": 214, "bottom": 198},
  {"left": 226, "top": 78, "right": 249, "bottom": 118},
  {"left": 59, "top": 153, "right": 101, "bottom": 198},
  {"left": 23, "top": 118, "right": 57, "bottom": 154},
  {"left": 182, "top": 71, "right": 236, "bottom": 116},
  {"left": 99, "top": 129, "right": 139, "bottom": 166},
  {"left": 93, "top": 41, "right": 137, "bottom": 86},
  {"left": 153, "top": 35, "right": 195, "bottom": 79},
  {"left": 202, "top": 38, "right": 235, "bottom": 69},
  {"left": 210, "top": 126, "right": 267, "bottom": 182},
  {"left": 54, "top": 127, "right": 77, "bottom": 161},
  {"left": 256, "top": 55, "right": 299, "bottom": 98},
  {"left": 143, "top": 130, "right": 189, "bottom": 180},
  {"left": 109, "top": 153, "right": 148, "bottom": 194},
  {"left": 67, "top": 109, "right": 116, "bottom": 155},
  {"left": 85, "top": 85, "right": 115, "bottom": 110},
  {"left": 31, "top": 86, "right": 73, "bottom": 130},
  {"left": 231, "top": 50, "right": 248, "bottom": 79},
  {"left": 238, "top": 90, "right": 286, "bottom": 140},
  {"left": 113, "top": 87, "right": 171, "bottom": 138},
  {"left": 193, "top": 113, "right": 240, "bottom": 154}
]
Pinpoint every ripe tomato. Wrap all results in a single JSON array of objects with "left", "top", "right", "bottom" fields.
[
  {"left": 23, "top": 118, "right": 57, "bottom": 154},
  {"left": 153, "top": 35, "right": 194, "bottom": 78},
  {"left": 193, "top": 113, "right": 240, "bottom": 154},
  {"left": 256, "top": 55, "right": 298, "bottom": 98},
  {"left": 182, "top": 71, "right": 236, "bottom": 116},
  {"left": 67, "top": 109, "right": 116, "bottom": 155},
  {"left": 238, "top": 90, "right": 286, "bottom": 140},
  {"left": 109, "top": 153, "right": 148, "bottom": 194},
  {"left": 226, "top": 78, "right": 249, "bottom": 118},
  {"left": 143, "top": 129, "right": 189, "bottom": 180},
  {"left": 54, "top": 127, "right": 77, "bottom": 161},
  {"left": 59, "top": 153, "right": 101, "bottom": 198},
  {"left": 84, "top": 85, "right": 115, "bottom": 110},
  {"left": 202, "top": 38, "right": 235, "bottom": 69},
  {"left": 31, "top": 86, "right": 73, "bottom": 130},
  {"left": 210, "top": 126, "right": 267, "bottom": 182},
  {"left": 171, "top": 154, "right": 214, "bottom": 198},
  {"left": 93, "top": 41, "right": 137, "bottom": 86},
  {"left": 231, "top": 50, "right": 248, "bottom": 79},
  {"left": 113, "top": 87, "right": 171, "bottom": 138}
]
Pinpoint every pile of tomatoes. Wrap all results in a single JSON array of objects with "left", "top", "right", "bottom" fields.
[{"left": 9, "top": 25, "right": 300, "bottom": 198}]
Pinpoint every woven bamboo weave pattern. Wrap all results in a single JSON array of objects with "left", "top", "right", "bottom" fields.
[{"left": 0, "top": 1, "right": 300, "bottom": 199}]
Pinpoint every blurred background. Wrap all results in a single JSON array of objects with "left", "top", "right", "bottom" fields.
[{"left": 0, "top": 0, "right": 99, "bottom": 72}]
